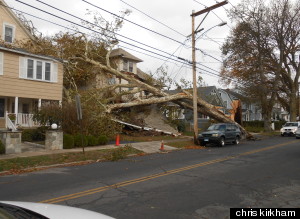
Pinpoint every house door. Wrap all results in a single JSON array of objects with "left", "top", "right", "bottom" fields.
[
  {"left": 0, "top": 98, "right": 5, "bottom": 118},
  {"left": 0, "top": 98, "right": 5, "bottom": 128}
]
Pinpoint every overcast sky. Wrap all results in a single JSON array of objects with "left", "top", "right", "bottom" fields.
[{"left": 5, "top": 0, "right": 240, "bottom": 89}]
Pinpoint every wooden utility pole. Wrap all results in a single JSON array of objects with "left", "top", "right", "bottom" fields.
[
  {"left": 191, "top": 10, "right": 198, "bottom": 143},
  {"left": 191, "top": 0, "right": 228, "bottom": 143}
]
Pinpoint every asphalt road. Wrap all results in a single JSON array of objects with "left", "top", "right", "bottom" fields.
[{"left": 0, "top": 136, "right": 300, "bottom": 219}]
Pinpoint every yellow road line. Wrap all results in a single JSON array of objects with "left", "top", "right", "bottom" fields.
[{"left": 41, "top": 140, "right": 298, "bottom": 204}]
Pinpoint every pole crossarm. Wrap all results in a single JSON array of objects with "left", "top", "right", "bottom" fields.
[{"left": 191, "top": 0, "right": 228, "bottom": 17}]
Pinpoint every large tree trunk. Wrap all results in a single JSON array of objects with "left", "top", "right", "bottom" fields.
[
  {"left": 263, "top": 111, "right": 273, "bottom": 132},
  {"left": 289, "top": 90, "right": 297, "bottom": 121}
]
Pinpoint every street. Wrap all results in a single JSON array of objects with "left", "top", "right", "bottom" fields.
[{"left": 1, "top": 136, "right": 300, "bottom": 219}]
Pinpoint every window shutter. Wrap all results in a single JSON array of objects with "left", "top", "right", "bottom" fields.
[
  {"left": 0, "top": 52, "right": 3, "bottom": 75},
  {"left": 19, "top": 57, "right": 27, "bottom": 78},
  {"left": 51, "top": 63, "right": 58, "bottom": 82}
]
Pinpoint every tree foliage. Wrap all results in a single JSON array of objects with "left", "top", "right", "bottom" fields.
[{"left": 222, "top": 0, "right": 300, "bottom": 129}]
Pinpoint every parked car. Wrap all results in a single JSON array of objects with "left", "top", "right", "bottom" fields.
[
  {"left": 280, "top": 122, "right": 300, "bottom": 136},
  {"left": 198, "top": 123, "right": 241, "bottom": 147},
  {"left": 295, "top": 128, "right": 300, "bottom": 139},
  {"left": 0, "top": 201, "right": 114, "bottom": 219}
]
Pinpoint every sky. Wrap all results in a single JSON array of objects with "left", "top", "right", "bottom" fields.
[{"left": 5, "top": 0, "right": 240, "bottom": 89}]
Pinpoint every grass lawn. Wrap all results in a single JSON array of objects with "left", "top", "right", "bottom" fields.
[
  {"left": 120, "top": 134, "right": 184, "bottom": 142},
  {"left": 0, "top": 146, "right": 142, "bottom": 173},
  {"left": 166, "top": 140, "right": 204, "bottom": 149}
]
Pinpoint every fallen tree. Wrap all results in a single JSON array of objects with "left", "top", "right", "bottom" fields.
[{"left": 74, "top": 54, "right": 252, "bottom": 139}]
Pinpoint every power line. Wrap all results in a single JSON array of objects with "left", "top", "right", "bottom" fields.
[
  {"left": 81, "top": 0, "right": 186, "bottom": 45},
  {"left": 119, "top": 0, "right": 186, "bottom": 37},
  {"left": 17, "top": 0, "right": 185, "bottom": 62},
  {"left": 11, "top": 1, "right": 241, "bottom": 85},
  {"left": 192, "top": 0, "right": 231, "bottom": 29}
]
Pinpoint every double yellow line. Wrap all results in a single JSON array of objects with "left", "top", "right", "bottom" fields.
[{"left": 40, "top": 140, "right": 298, "bottom": 204}]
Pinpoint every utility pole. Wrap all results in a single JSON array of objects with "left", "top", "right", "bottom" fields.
[
  {"left": 191, "top": 10, "right": 197, "bottom": 144},
  {"left": 191, "top": 0, "right": 228, "bottom": 144}
]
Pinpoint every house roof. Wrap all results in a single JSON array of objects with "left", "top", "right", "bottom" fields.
[
  {"left": 166, "top": 86, "right": 224, "bottom": 107},
  {"left": 0, "top": 45, "right": 63, "bottom": 62},
  {"left": 222, "top": 89, "right": 253, "bottom": 104},
  {"left": 137, "top": 68, "right": 150, "bottom": 80},
  {"left": 110, "top": 48, "right": 143, "bottom": 63},
  {"left": 0, "top": 0, "right": 34, "bottom": 40}
]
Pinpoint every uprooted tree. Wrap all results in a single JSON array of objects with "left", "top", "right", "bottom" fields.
[{"left": 14, "top": 8, "right": 251, "bottom": 138}]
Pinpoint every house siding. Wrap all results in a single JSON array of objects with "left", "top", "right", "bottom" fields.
[
  {"left": 0, "top": 4, "right": 31, "bottom": 42},
  {"left": 0, "top": 51, "right": 63, "bottom": 101}
]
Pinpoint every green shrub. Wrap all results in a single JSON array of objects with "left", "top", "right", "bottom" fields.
[
  {"left": 87, "top": 135, "right": 98, "bottom": 146},
  {"left": 274, "top": 121, "right": 286, "bottom": 130},
  {"left": 21, "top": 129, "right": 34, "bottom": 142},
  {"left": 0, "top": 140, "right": 5, "bottom": 154},
  {"left": 21, "top": 127, "right": 47, "bottom": 142},
  {"left": 243, "top": 121, "right": 264, "bottom": 128},
  {"left": 63, "top": 134, "right": 74, "bottom": 149},
  {"left": 74, "top": 134, "right": 88, "bottom": 147},
  {"left": 177, "top": 120, "right": 186, "bottom": 132},
  {"left": 97, "top": 135, "right": 108, "bottom": 145},
  {"left": 245, "top": 126, "right": 264, "bottom": 133}
]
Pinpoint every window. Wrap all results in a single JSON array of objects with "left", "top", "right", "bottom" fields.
[
  {"left": 19, "top": 57, "right": 57, "bottom": 82},
  {"left": 27, "top": 59, "right": 34, "bottom": 78},
  {"left": 36, "top": 61, "right": 43, "bottom": 80},
  {"left": 123, "top": 59, "right": 134, "bottom": 72},
  {"left": 123, "top": 60, "right": 128, "bottom": 71},
  {"left": 0, "top": 99, "right": 4, "bottom": 117},
  {"left": 129, "top": 62, "right": 133, "bottom": 72},
  {"left": 3, "top": 23, "right": 15, "bottom": 43},
  {"left": 22, "top": 104, "right": 29, "bottom": 114},
  {"left": 0, "top": 52, "right": 3, "bottom": 75},
  {"left": 45, "top": 62, "right": 51, "bottom": 81}
]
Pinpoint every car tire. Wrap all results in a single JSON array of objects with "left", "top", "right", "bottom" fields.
[
  {"left": 200, "top": 141, "right": 206, "bottom": 146},
  {"left": 233, "top": 136, "right": 240, "bottom": 145},
  {"left": 219, "top": 137, "right": 225, "bottom": 147}
]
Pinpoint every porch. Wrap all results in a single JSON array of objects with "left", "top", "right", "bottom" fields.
[{"left": 0, "top": 96, "right": 60, "bottom": 130}]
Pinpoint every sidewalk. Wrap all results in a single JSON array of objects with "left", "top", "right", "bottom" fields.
[{"left": 0, "top": 141, "right": 178, "bottom": 160}]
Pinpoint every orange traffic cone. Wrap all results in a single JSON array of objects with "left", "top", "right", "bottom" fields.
[
  {"left": 160, "top": 140, "right": 164, "bottom": 151},
  {"left": 115, "top": 134, "right": 120, "bottom": 146}
]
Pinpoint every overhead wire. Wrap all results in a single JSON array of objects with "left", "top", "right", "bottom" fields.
[
  {"left": 118, "top": 0, "right": 186, "bottom": 37},
  {"left": 192, "top": 0, "right": 231, "bottom": 29},
  {"left": 16, "top": 0, "right": 187, "bottom": 63},
  {"left": 81, "top": 0, "right": 186, "bottom": 45},
  {"left": 9, "top": 1, "right": 242, "bottom": 85}
]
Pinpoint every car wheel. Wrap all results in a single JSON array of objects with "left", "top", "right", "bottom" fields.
[
  {"left": 233, "top": 136, "right": 240, "bottom": 145},
  {"left": 200, "top": 141, "right": 206, "bottom": 146},
  {"left": 219, "top": 137, "right": 225, "bottom": 147}
]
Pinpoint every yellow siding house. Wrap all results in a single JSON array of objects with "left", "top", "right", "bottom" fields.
[{"left": 0, "top": 0, "right": 63, "bottom": 129}]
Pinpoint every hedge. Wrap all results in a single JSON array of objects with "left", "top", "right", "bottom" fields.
[
  {"left": 74, "top": 134, "right": 88, "bottom": 147},
  {"left": 87, "top": 135, "right": 98, "bottom": 146},
  {"left": 243, "top": 120, "right": 287, "bottom": 131},
  {"left": 98, "top": 135, "right": 108, "bottom": 145},
  {"left": 21, "top": 127, "right": 47, "bottom": 142},
  {"left": 0, "top": 140, "right": 5, "bottom": 154},
  {"left": 63, "top": 134, "right": 75, "bottom": 149}
]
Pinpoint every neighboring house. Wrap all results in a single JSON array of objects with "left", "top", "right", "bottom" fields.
[
  {"left": 0, "top": 0, "right": 63, "bottom": 130},
  {"left": 109, "top": 48, "right": 144, "bottom": 99},
  {"left": 0, "top": 0, "right": 34, "bottom": 43},
  {"left": 165, "top": 86, "right": 225, "bottom": 127},
  {"left": 222, "top": 89, "right": 263, "bottom": 121}
]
